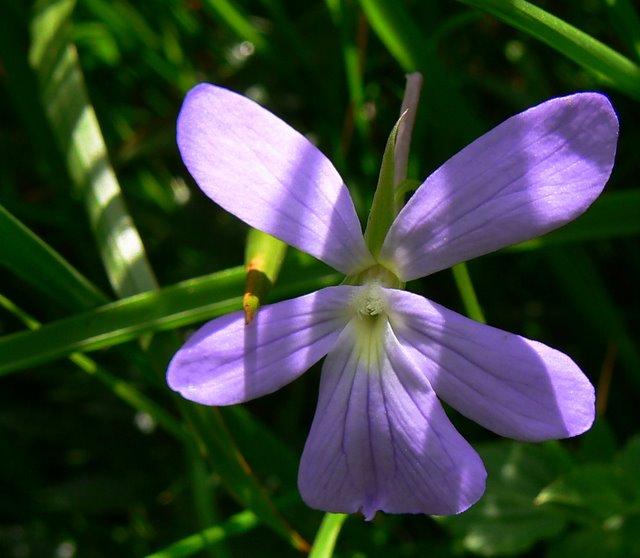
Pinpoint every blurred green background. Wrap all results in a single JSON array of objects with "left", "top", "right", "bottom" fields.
[{"left": 1, "top": 0, "right": 639, "bottom": 556}]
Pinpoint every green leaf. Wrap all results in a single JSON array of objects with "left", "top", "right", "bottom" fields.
[
  {"left": 0, "top": 2, "right": 69, "bottom": 185},
  {"left": 143, "top": 510, "right": 259, "bottom": 558},
  {"left": 180, "top": 404, "right": 310, "bottom": 552},
  {"left": 547, "top": 524, "right": 633, "bottom": 558},
  {"left": 142, "top": 489, "right": 314, "bottom": 558},
  {"left": 544, "top": 436, "right": 640, "bottom": 558},
  {"left": 0, "top": 292, "right": 189, "bottom": 443},
  {"left": 440, "top": 441, "right": 572, "bottom": 556},
  {"left": 0, "top": 261, "right": 340, "bottom": 376},
  {"left": 458, "top": 0, "right": 640, "bottom": 100},
  {"left": 394, "top": 178, "right": 422, "bottom": 200},
  {"left": 26, "top": 5, "right": 320, "bottom": 547},
  {"left": 0, "top": 203, "right": 108, "bottom": 311},
  {"left": 222, "top": 406, "right": 299, "bottom": 489},
  {"left": 29, "top": 0, "right": 158, "bottom": 297},
  {"left": 537, "top": 435, "right": 640, "bottom": 522},
  {"left": 187, "top": 442, "right": 230, "bottom": 558},
  {"left": 358, "top": 0, "right": 425, "bottom": 71},
  {"left": 325, "top": 0, "right": 369, "bottom": 142},
  {"left": 200, "top": 0, "right": 268, "bottom": 53},
  {"left": 359, "top": 0, "right": 486, "bottom": 147},
  {"left": 363, "top": 115, "right": 402, "bottom": 258},
  {"left": 537, "top": 464, "right": 635, "bottom": 519}
]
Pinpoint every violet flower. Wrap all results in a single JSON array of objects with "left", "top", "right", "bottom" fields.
[{"left": 168, "top": 84, "right": 618, "bottom": 519}]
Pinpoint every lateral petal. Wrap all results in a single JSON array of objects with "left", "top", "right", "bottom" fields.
[
  {"left": 298, "top": 315, "right": 486, "bottom": 519},
  {"left": 177, "top": 83, "right": 374, "bottom": 274},
  {"left": 167, "top": 286, "right": 355, "bottom": 405},
  {"left": 381, "top": 93, "right": 618, "bottom": 280},
  {"left": 388, "top": 290, "right": 595, "bottom": 441}
]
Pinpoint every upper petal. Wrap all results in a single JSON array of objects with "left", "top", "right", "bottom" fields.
[
  {"left": 167, "top": 286, "right": 355, "bottom": 405},
  {"left": 298, "top": 315, "right": 486, "bottom": 519},
  {"left": 387, "top": 290, "right": 595, "bottom": 441},
  {"left": 177, "top": 83, "right": 374, "bottom": 274},
  {"left": 380, "top": 93, "right": 618, "bottom": 280}
]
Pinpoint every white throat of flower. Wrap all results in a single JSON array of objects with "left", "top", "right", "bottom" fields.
[
  {"left": 347, "top": 282, "right": 390, "bottom": 370},
  {"left": 343, "top": 266, "right": 402, "bottom": 365},
  {"left": 352, "top": 282, "right": 388, "bottom": 318},
  {"left": 344, "top": 263, "right": 402, "bottom": 326}
]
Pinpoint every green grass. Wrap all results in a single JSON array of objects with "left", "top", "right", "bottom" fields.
[{"left": 1, "top": 0, "right": 639, "bottom": 556}]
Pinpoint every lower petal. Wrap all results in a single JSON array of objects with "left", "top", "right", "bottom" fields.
[
  {"left": 167, "top": 286, "right": 354, "bottom": 405},
  {"left": 387, "top": 290, "right": 595, "bottom": 441},
  {"left": 298, "top": 316, "right": 486, "bottom": 519}
]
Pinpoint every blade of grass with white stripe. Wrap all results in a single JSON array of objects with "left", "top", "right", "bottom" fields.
[
  {"left": 29, "top": 0, "right": 158, "bottom": 297},
  {"left": 27, "top": 3, "right": 227, "bottom": 551},
  {"left": 29, "top": 5, "right": 227, "bottom": 551},
  {"left": 27, "top": 2, "right": 314, "bottom": 547}
]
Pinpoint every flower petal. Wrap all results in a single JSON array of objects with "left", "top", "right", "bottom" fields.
[
  {"left": 298, "top": 315, "right": 486, "bottom": 519},
  {"left": 167, "top": 286, "right": 355, "bottom": 405},
  {"left": 380, "top": 93, "right": 618, "bottom": 280},
  {"left": 387, "top": 290, "right": 595, "bottom": 441},
  {"left": 177, "top": 83, "right": 374, "bottom": 274}
]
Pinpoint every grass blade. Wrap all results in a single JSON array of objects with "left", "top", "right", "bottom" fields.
[
  {"left": 458, "top": 0, "right": 640, "bottom": 100},
  {"left": 143, "top": 510, "right": 259, "bottom": 558},
  {"left": 0, "top": 203, "right": 108, "bottom": 310},
  {"left": 358, "top": 0, "right": 424, "bottom": 71},
  {"left": 29, "top": 0, "right": 158, "bottom": 297},
  {"left": 0, "top": 293, "right": 189, "bottom": 442},
  {"left": 201, "top": 0, "right": 268, "bottom": 53},
  {"left": 451, "top": 262, "right": 486, "bottom": 323},
  {"left": 0, "top": 260, "right": 339, "bottom": 377}
]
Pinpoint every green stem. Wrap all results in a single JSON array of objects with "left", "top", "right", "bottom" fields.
[
  {"left": 309, "top": 513, "right": 348, "bottom": 558},
  {"left": 451, "top": 262, "right": 486, "bottom": 323}
]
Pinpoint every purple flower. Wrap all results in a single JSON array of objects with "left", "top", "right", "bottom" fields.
[{"left": 168, "top": 84, "right": 618, "bottom": 519}]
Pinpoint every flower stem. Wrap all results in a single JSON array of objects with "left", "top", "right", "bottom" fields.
[
  {"left": 452, "top": 262, "right": 486, "bottom": 323},
  {"left": 309, "top": 513, "right": 348, "bottom": 558}
]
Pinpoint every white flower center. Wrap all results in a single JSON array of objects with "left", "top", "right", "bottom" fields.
[
  {"left": 348, "top": 283, "right": 390, "bottom": 370},
  {"left": 352, "top": 282, "right": 388, "bottom": 318}
]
